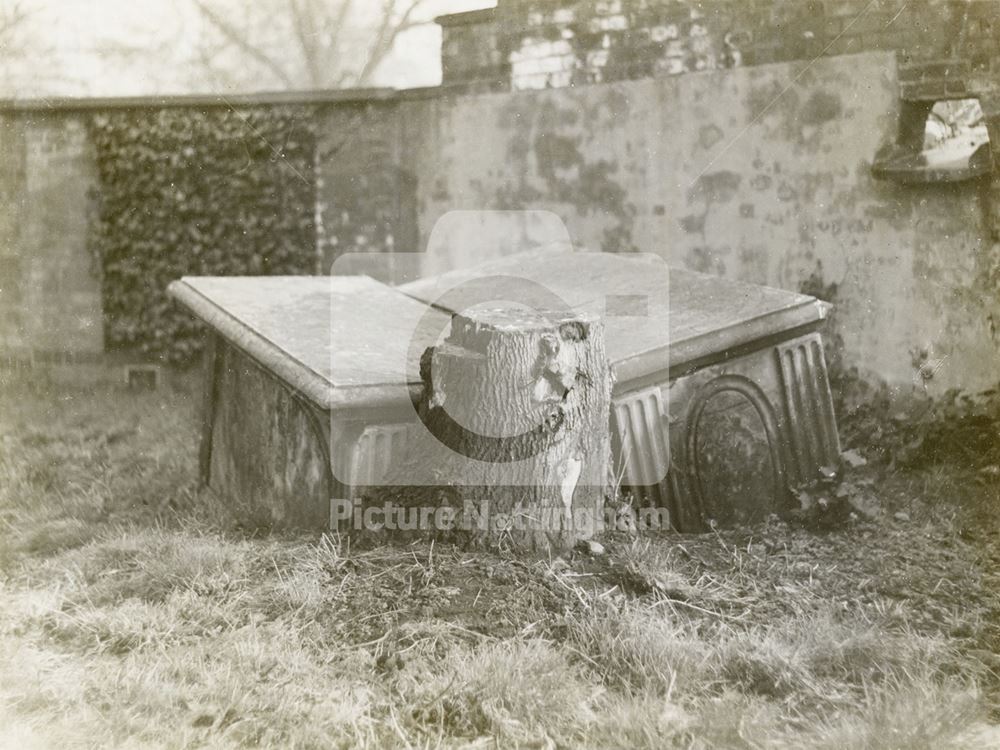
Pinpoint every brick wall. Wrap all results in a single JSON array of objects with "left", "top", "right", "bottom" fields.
[
  {"left": 439, "top": 0, "right": 1000, "bottom": 99},
  {"left": 439, "top": 8, "right": 510, "bottom": 92}
]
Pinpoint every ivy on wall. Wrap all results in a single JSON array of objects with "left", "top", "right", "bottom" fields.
[{"left": 88, "top": 106, "right": 318, "bottom": 363}]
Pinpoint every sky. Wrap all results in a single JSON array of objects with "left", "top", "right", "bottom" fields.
[{"left": 2, "top": 0, "right": 492, "bottom": 98}]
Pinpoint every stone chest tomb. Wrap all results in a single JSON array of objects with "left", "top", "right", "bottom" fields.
[{"left": 170, "top": 251, "right": 839, "bottom": 532}]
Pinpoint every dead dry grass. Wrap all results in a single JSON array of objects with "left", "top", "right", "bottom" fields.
[{"left": 1, "top": 373, "right": 999, "bottom": 748}]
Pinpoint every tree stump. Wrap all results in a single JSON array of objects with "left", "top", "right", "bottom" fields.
[{"left": 373, "top": 306, "right": 613, "bottom": 552}]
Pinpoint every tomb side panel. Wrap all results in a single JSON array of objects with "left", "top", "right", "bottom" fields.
[{"left": 209, "top": 342, "right": 331, "bottom": 528}]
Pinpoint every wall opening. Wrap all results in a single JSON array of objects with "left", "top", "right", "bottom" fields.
[{"left": 873, "top": 97, "right": 992, "bottom": 183}]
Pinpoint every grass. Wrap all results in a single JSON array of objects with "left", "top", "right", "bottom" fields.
[{"left": 1, "top": 373, "right": 999, "bottom": 748}]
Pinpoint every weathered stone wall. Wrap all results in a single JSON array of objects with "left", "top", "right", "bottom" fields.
[
  {"left": 441, "top": 0, "right": 1000, "bottom": 101},
  {"left": 402, "top": 51, "right": 1000, "bottom": 393},
  {"left": 0, "top": 111, "right": 103, "bottom": 362}
]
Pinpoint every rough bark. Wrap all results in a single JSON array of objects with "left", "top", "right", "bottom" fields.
[{"left": 370, "top": 306, "right": 613, "bottom": 552}]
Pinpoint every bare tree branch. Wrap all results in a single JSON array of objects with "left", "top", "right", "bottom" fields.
[
  {"left": 0, "top": 1, "right": 77, "bottom": 96},
  {"left": 324, "top": 0, "right": 354, "bottom": 61},
  {"left": 289, "top": 0, "right": 322, "bottom": 88},
  {"left": 356, "top": 0, "right": 431, "bottom": 85},
  {"left": 186, "top": 0, "right": 432, "bottom": 91},
  {"left": 0, "top": 1, "right": 30, "bottom": 49},
  {"left": 191, "top": 0, "right": 296, "bottom": 88}
]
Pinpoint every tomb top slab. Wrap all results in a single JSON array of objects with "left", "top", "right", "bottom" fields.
[
  {"left": 168, "top": 275, "right": 450, "bottom": 411},
  {"left": 170, "top": 254, "right": 828, "bottom": 410},
  {"left": 400, "top": 251, "right": 829, "bottom": 385}
]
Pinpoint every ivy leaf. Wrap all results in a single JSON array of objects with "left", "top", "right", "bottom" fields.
[{"left": 87, "top": 106, "right": 318, "bottom": 363}]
